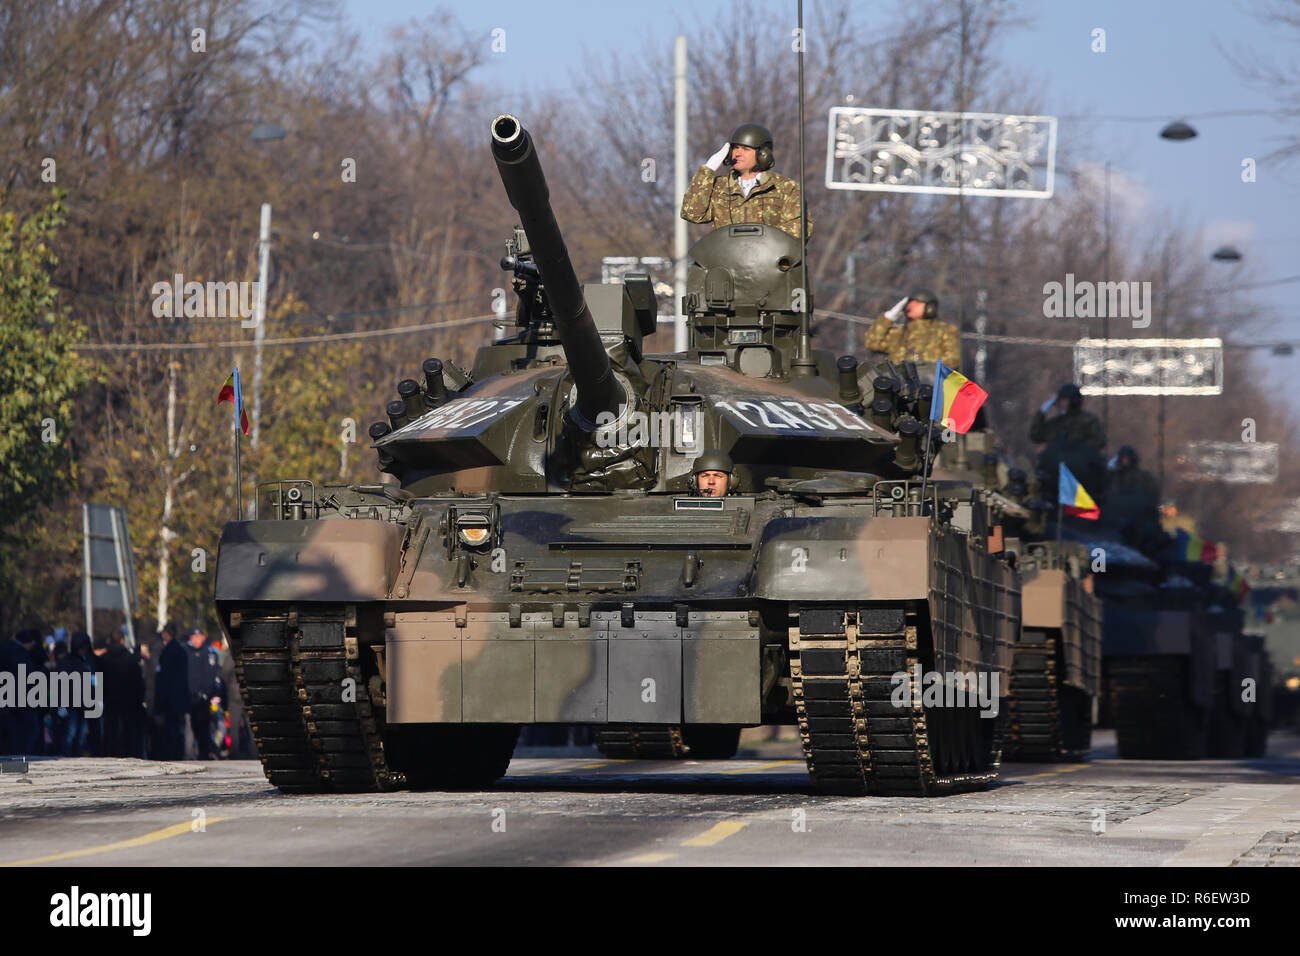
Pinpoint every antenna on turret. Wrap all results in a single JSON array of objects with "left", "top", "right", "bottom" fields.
[{"left": 791, "top": 0, "right": 816, "bottom": 376}]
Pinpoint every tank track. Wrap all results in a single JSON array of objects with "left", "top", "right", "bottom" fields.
[
  {"left": 230, "top": 608, "right": 401, "bottom": 793},
  {"left": 1110, "top": 656, "right": 1208, "bottom": 759},
  {"left": 594, "top": 725, "right": 688, "bottom": 758},
  {"left": 1008, "top": 637, "right": 1091, "bottom": 761},
  {"left": 789, "top": 606, "right": 1000, "bottom": 796}
]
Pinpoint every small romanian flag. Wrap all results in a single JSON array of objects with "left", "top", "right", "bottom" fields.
[
  {"left": 928, "top": 361, "right": 988, "bottom": 434},
  {"left": 1058, "top": 463, "right": 1099, "bottom": 520},
  {"left": 1228, "top": 566, "right": 1250, "bottom": 602},
  {"left": 1175, "top": 528, "right": 1218, "bottom": 563},
  {"left": 218, "top": 367, "right": 250, "bottom": 436}
]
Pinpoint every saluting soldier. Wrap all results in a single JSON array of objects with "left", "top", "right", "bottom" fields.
[
  {"left": 680, "top": 124, "right": 812, "bottom": 240},
  {"left": 863, "top": 288, "right": 962, "bottom": 371},
  {"left": 1029, "top": 383, "right": 1106, "bottom": 451}
]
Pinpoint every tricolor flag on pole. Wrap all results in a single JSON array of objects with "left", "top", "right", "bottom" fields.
[
  {"left": 1175, "top": 528, "right": 1218, "bottom": 563},
  {"left": 1058, "top": 463, "right": 1100, "bottom": 520},
  {"left": 218, "top": 367, "right": 250, "bottom": 436},
  {"left": 929, "top": 361, "right": 988, "bottom": 434},
  {"left": 1228, "top": 566, "right": 1250, "bottom": 602}
]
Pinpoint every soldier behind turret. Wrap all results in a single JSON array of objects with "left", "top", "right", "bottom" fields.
[
  {"left": 863, "top": 289, "right": 962, "bottom": 371},
  {"left": 1104, "top": 444, "right": 1165, "bottom": 555},
  {"left": 1029, "top": 383, "right": 1106, "bottom": 451},
  {"left": 680, "top": 123, "right": 812, "bottom": 240}
]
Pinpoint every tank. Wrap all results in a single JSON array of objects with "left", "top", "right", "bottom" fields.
[
  {"left": 212, "top": 115, "right": 1020, "bottom": 796},
  {"left": 930, "top": 412, "right": 1103, "bottom": 761},
  {"left": 1003, "top": 541, "right": 1101, "bottom": 760}
]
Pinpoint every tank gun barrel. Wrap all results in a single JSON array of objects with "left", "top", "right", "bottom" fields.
[{"left": 490, "top": 114, "right": 623, "bottom": 427}]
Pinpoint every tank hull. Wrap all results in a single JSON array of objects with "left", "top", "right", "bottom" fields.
[
  {"left": 216, "top": 489, "right": 1017, "bottom": 795},
  {"left": 1007, "top": 561, "right": 1101, "bottom": 761}
]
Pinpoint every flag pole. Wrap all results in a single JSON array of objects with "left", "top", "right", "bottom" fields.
[
  {"left": 1056, "top": 496, "right": 1063, "bottom": 545},
  {"left": 918, "top": 417, "right": 935, "bottom": 516},
  {"left": 234, "top": 410, "right": 242, "bottom": 520}
]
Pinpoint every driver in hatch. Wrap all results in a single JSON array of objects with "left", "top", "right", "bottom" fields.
[{"left": 691, "top": 450, "right": 736, "bottom": 497}]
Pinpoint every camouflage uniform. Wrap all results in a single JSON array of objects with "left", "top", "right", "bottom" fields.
[
  {"left": 864, "top": 315, "right": 962, "bottom": 370},
  {"left": 1029, "top": 408, "right": 1106, "bottom": 451},
  {"left": 680, "top": 166, "right": 812, "bottom": 239},
  {"left": 1108, "top": 464, "right": 1160, "bottom": 502}
]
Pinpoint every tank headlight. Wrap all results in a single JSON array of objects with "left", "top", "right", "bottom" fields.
[{"left": 456, "top": 516, "right": 492, "bottom": 549}]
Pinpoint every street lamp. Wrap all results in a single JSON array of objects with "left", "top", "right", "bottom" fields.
[
  {"left": 247, "top": 123, "right": 289, "bottom": 456},
  {"left": 1159, "top": 120, "right": 1198, "bottom": 141}
]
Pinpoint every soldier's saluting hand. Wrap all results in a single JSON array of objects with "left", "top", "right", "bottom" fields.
[
  {"left": 863, "top": 288, "right": 961, "bottom": 370},
  {"left": 680, "top": 123, "right": 812, "bottom": 240}
]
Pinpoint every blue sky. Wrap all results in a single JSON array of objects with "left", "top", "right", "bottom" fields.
[{"left": 340, "top": 0, "right": 1299, "bottom": 380}]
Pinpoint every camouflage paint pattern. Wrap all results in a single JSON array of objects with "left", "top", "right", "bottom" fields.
[
  {"left": 863, "top": 314, "right": 962, "bottom": 371},
  {"left": 680, "top": 165, "right": 813, "bottom": 239}
]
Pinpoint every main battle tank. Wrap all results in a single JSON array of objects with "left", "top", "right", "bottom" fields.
[
  {"left": 1003, "top": 540, "right": 1100, "bottom": 760},
  {"left": 1071, "top": 532, "right": 1269, "bottom": 759},
  {"left": 930, "top": 412, "right": 1102, "bottom": 761},
  {"left": 213, "top": 115, "right": 1020, "bottom": 796}
]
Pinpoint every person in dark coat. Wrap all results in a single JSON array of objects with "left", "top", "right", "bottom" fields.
[
  {"left": 186, "top": 629, "right": 222, "bottom": 759},
  {"left": 58, "top": 633, "right": 94, "bottom": 756},
  {"left": 0, "top": 631, "right": 26, "bottom": 753},
  {"left": 139, "top": 629, "right": 164, "bottom": 758},
  {"left": 101, "top": 631, "right": 146, "bottom": 758},
  {"left": 154, "top": 623, "right": 189, "bottom": 761},
  {"left": 15, "top": 630, "right": 49, "bottom": 754}
]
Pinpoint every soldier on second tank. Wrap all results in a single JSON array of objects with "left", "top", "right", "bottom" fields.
[
  {"left": 690, "top": 450, "right": 736, "bottom": 497},
  {"left": 863, "top": 289, "right": 962, "bottom": 370},
  {"left": 1103, "top": 444, "right": 1165, "bottom": 554},
  {"left": 1029, "top": 383, "right": 1106, "bottom": 451},
  {"left": 680, "top": 123, "right": 812, "bottom": 239}
]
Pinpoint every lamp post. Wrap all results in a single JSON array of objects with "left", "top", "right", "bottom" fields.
[{"left": 248, "top": 122, "right": 288, "bottom": 455}]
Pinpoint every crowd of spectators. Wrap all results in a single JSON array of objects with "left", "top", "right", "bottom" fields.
[{"left": 0, "top": 621, "right": 250, "bottom": 760}]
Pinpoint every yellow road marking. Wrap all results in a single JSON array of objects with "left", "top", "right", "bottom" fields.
[
  {"left": 722, "top": 759, "right": 803, "bottom": 775},
  {"left": 682, "top": 820, "right": 747, "bottom": 846},
  {"left": 625, "top": 852, "right": 678, "bottom": 863},
  {"left": 578, "top": 762, "right": 609, "bottom": 769},
  {"left": 1, "top": 817, "right": 230, "bottom": 867},
  {"left": 1024, "top": 763, "right": 1089, "bottom": 779}
]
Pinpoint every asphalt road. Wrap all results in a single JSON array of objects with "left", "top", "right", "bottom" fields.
[{"left": 1, "top": 730, "right": 1297, "bottom": 867}]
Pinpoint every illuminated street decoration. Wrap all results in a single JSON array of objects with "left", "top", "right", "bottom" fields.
[
  {"left": 1277, "top": 501, "right": 1300, "bottom": 533},
  {"left": 1179, "top": 441, "right": 1279, "bottom": 484},
  {"left": 825, "top": 107, "right": 1057, "bottom": 197},
  {"left": 1074, "top": 338, "right": 1223, "bottom": 396}
]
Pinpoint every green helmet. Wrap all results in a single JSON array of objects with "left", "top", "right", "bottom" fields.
[
  {"left": 693, "top": 449, "right": 734, "bottom": 475},
  {"left": 907, "top": 288, "right": 939, "bottom": 320},
  {"left": 728, "top": 123, "right": 774, "bottom": 172},
  {"left": 691, "top": 449, "right": 736, "bottom": 495}
]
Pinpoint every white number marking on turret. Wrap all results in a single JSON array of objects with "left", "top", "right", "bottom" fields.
[
  {"left": 715, "top": 398, "right": 869, "bottom": 435},
  {"left": 406, "top": 398, "right": 525, "bottom": 434}
]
